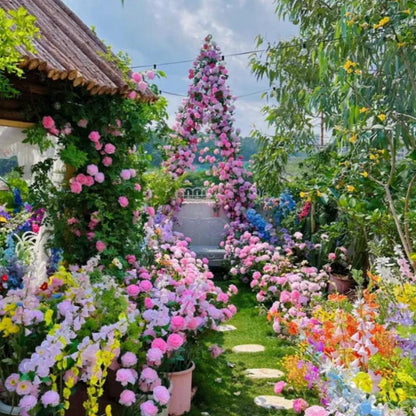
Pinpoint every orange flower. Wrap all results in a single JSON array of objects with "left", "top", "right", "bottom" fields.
[
  {"left": 367, "top": 271, "right": 380, "bottom": 284},
  {"left": 328, "top": 294, "right": 348, "bottom": 302},
  {"left": 288, "top": 321, "right": 299, "bottom": 335}
]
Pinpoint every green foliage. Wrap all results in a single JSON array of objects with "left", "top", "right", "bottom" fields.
[
  {"left": 59, "top": 143, "right": 88, "bottom": 169},
  {"left": 145, "top": 168, "right": 184, "bottom": 208},
  {"left": 0, "top": 6, "right": 39, "bottom": 97}
]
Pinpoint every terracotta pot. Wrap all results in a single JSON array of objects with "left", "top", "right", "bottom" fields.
[
  {"left": 328, "top": 273, "right": 355, "bottom": 295},
  {"left": 167, "top": 361, "right": 195, "bottom": 416},
  {"left": 0, "top": 401, "right": 19, "bottom": 416}
]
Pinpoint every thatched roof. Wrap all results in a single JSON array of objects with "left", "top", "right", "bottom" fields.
[{"left": 0, "top": 0, "right": 157, "bottom": 102}]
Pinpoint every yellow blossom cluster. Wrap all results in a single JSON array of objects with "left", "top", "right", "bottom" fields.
[
  {"left": 374, "top": 16, "right": 390, "bottom": 29},
  {"left": 343, "top": 60, "right": 361, "bottom": 74}
]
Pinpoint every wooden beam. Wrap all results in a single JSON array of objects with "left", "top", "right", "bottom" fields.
[{"left": 0, "top": 119, "right": 35, "bottom": 128}]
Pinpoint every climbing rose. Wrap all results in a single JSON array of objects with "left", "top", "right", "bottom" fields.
[
  {"left": 126, "top": 284, "right": 140, "bottom": 297},
  {"left": 120, "top": 169, "right": 131, "bottom": 180},
  {"left": 88, "top": 131, "right": 100, "bottom": 143},
  {"left": 138, "top": 80, "right": 148, "bottom": 92},
  {"left": 42, "top": 116, "right": 55, "bottom": 129},
  {"left": 118, "top": 196, "right": 129, "bottom": 208},
  {"left": 70, "top": 181, "right": 82, "bottom": 194},
  {"left": 94, "top": 172, "right": 105, "bottom": 183},
  {"left": 146, "top": 70, "right": 155, "bottom": 80},
  {"left": 171, "top": 315, "right": 186, "bottom": 330},
  {"left": 131, "top": 72, "right": 142, "bottom": 82},
  {"left": 102, "top": 156, "right": 112, "bottom": 167},
  {"left": 116, "top": 369, "right": 137, "bottom": 386},
  {"left": 167, "top": 334, "right": 183, "bottom": 350},
  {"left": 87, "top": 164, "right": 99, "bottom": 176},
  {"left": 104, "top": 143, "right": 116, "bottom": 154},
  {"left": 121, "top": 352, "right": 138, "bottom": 367},
  {"left": 119, "top": 389, "right": 136, "bottom": 406},
  {"left": 153, "top": 385, "right": 170, "bottom": 405}
]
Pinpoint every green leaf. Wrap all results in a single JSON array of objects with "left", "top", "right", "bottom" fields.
[{"left": 59, "top": 143, "right": 88, "bottom": 169}]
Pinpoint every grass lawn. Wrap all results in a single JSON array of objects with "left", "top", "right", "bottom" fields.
[{"left": 188, "top": 281, "right": 297, "bottom": 416}]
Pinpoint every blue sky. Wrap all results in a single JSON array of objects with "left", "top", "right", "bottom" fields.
[{"left": 63, "top": 0, "right": 297, "bottom": 136}]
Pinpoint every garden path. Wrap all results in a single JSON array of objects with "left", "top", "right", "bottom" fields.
[{"left": 189, "top": 282, "right": 296, "bottom": 416}]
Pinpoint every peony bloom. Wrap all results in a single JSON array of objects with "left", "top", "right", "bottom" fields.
[
  {"left": 88, "top": 131, "right": 101, "bottom": 143},
  {"left": 121, "top": 352, "right": 138, "bottom": 367},
  {"left": 41, "top": 390, "right": 60, "bottom": 407},
  {"left": 42, "top": 116, "right": 55, "bottom": 129},
  {"left": 274, "top": 381, "right": 286, "bottom": 394},
  {"left": 153, "top": 385, "right": 169, "bottom": 405},
  {"left": 94, "top": 172, "right": 105, "bottom": 183},
  {"left": 167, "top": 334, "right": 184, "bottom": 350},
  {"left": 70, "top": 181, "right": 82, "bottom": 194},
  {"left": 118, "top": 196, "right": 129, "bottom": 208},
  {"left": 304, "top": 406, "right": 329, "bottom": 416},
  {"left": 19, "top": 395, "right": 37, "bottom": 411},
  {"left": 119, "top": 389, "right": 136, "bottom": 406},
  {"left": 140, "top": 400, "right": 158, "bottom": 416},
  {"left": 96, "top": 240, "right": 106, "bottom": 252},
  {"left": 87, "top": 164, "right": 99, "bottom": 176},
  {"left": 293, "top": 398, "right": 308, "bottom": 414},
  {"left": 104, "top": 143, "right": 116, "bottom": 154}
]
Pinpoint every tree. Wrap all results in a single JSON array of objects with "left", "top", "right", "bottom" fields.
[{"left": 251, "top": 0, "right": 416, "bottom": 266}]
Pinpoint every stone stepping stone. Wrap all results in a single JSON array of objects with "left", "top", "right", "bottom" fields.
[
  {"left": 245, "top": 368, "right": 284, "bottom": 379},
  {"left": 216, "top": 324, "right": 237, "bottom": 332},
  {"left": 254, "top": 395, "right": 294, "bottom": 410},
  {"left": 232, "top": 344, "right": 265, "bottom": 353}
]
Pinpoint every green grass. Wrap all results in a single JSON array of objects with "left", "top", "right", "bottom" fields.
[{"left": 189, "top": 282, "right": 296, "bottom": 416}]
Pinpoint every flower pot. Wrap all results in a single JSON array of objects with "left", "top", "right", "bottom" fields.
[
  {"left": 167, "top": 361, "right": 195, "bottom": 416},
  {"left": 328, "top": 273, "right": 355, "bottom": 295},
  {"left": 0, "top": 401, "right": 19, "bottom": 416}
]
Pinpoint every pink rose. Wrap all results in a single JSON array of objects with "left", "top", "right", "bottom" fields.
[
  {"left": 293, "top": 398, "right": 308, "bottom": 414},
  {"left": 19, "top": 395, "right": 37, "bottom": 411},
  {"left": 304, "top": 406, "right": 329, "bottom": 416},
  {"left": 140, "top": 368, "right": 158, "bottom": 384},
  {"left": 145, "top": 297, "right": 154, "bottom": 309},
  {"left": 70, "top": 181, "right": 82, "bottom": 194},
  {"left": 102, "top": 156, "right": 112, "bottom": 167},
  {"left": 116, "top": 368, "right": 137, "bottom": 386},
  {"left": 104, "top": 143, "right": 116, "bottom": 154},
  {"left": 126, "top": 255, "right": 136, "bottom": 265},
  {"left": 126, "top": 284, "right": 140, "bottom": 297},
  {"left": 135, "top": 183, "right": 142, "bottom": 191},
  {"left": 279, "top": 291, "right": 291, "bottom": 304},
  {"left": 140, "top": 280, "right": 152, "bottom": 292},
  {"left": 94, "top": 172, "right": 105, "bottom": 183},
  {"left": 87, "top": 164, "right": 99, "bottom": 176},
  {"left": 96, "top": 240, "right": 106, "bottom": 252},
  {"left": 127, "top": 91, "right": 137, "bottom": 100},
  {"left": 95, "top": 142, "right": 103, "bottom": 151},
  {"left": 77, "top": 119, "right": 88, "bottom": 128},
  {"left": 167, "top": 334, "right": 184, "bottom": 350},
  {"left": 131, "top": 72, "right": 142, "bottom": 83},
  {"left": 274, "top": 381, "right": 286, "bottom": 394},
  {"left": 153, "top": 385, "right": 169, "bottom": 405},
  {"left": 88, "top": 131, "right": 100, "bottom": 143},
  {"left": 118, "top": 196, "right": 129, "bottom": 208},
  {"left": 146, "top": 71, "right": 155, "bottom": 80},
  {"left": 40, "top": 390, "right": 60, "bottom": 407},
  {"left": 138, "top": 80, "right": 148, "bottom": 92},
  {"left": 120, "top": 169, "right": 131, "bottom": 180},
  {"left": 119, "top": 389, "right": 136, "bottom": 406},
  {"left": 42, "top": 116, "right": 55, "bottom": 130},
  {"left": 146, "top": 347, "right": 163, "bottom": 366},
  {"left": 171, "top": 316, "right": 186, "bottom": 330},
  {"left": 140, "top": 400, "right": 158, "bottom": 416},
  {"left": 328, "top": 253, "right": 336, "bottom": 261},
  {"left": 121, "top": 352, "right": 137, "bottom": 367},
  {"left": 151, "top": 338, "right": 167, "bottom": 353},
  {"left": 76, "top": 174, "right": 88, "bottom": 185},
  {"left": 84, "top": 176, "right": 94, "bottom": 187}
]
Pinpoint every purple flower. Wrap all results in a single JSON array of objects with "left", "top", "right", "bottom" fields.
[{"left": 41, "top": 390, "right": 60, "bottom": 407}]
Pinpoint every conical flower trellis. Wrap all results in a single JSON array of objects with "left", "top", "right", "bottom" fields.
[{"left": 163, "top": 35, "right": 257, "bottom": 230}]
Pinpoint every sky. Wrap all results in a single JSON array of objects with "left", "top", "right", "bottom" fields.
[{"left": 62, "top": 0, "right": 297, "bottom": 136}]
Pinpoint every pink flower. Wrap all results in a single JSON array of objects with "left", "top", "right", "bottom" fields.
[
  {"left": 77, "top": 119, "right": 88, "bottom": 128},
  {"left": 140, "top": 400, "right": 158, "bottom": 416},
  {"left": 147, "top": 207, "right": 155, "bottom": 216},
  {"left": 279, "top": 291, "right": 291, "bottom": 304},
  {"left": 140, "top": 280, "right": 152, "bottom": 292},
  {"left": 274, "top": 381, "right": 286, "bottom": 394},
  {"left": 87, "top": 164, "right": 99, "bottom": 176},
  {"left": 138, "top": 80, "right": 148, "bottom": 92},
  {"left": 85, "top": 176, "right": 94, "bottom": 186},
  {"left": 171, "top": 315, "right": 186, "bottom": 330},
  {"left": 121, "top": 352, "right": 138, "bottom": 367},
  {"left": 102, "top": 156, "right": 113, "bottom": 167},
  {"left": 293, "top": 399, "right": 309, "bottom": 414},
  {"left": 167, "top": 334, "right": 184, "bottom": 350},
  {"left": 76, "top": 174, "right": 88, "bottom": 185},
  {"left": 42, "top": 116, "right": 55, "bottom": 130},
  {"left": 151, "top": 338, "right": 167, "bottom": 353},
  {"left": 116, "top": 369, "right": 137, "bottom": 386},
  {"left": 19, "top": 395, "right": 37, "bottom": 411},
  {"left": 304, "top": 406, "right": 329, "bottom": 416},
  {"left": 209, "top": 344, "right": 224, "bottom": 358},
  {"left": 147, "top": 347, "right": 163, "bottom": 365},
  {"left": 120, "top": 169, "right": 131, "bottom": 180},
  {"left": 94, "top": 172, "right": 105, "bottom": 183},
  {"left": 146, "top": 71, "right": 155, "bottom": 80},
  {"left": 328, "top": 252, "right": 336, "bottom": 261},
  {"left": 95, "top": 142, "right": 103, "bottom": 150},
  {"left": 126, "top": 284, "right": 140, "bottom": 297},
  {"left": 131, "top": 72, "right": 142, "bottom": 83},
  {"left": 5, "top": 373, "right": 19, "bottom": 392},
  {"left": 118, "top": 196, "right": 129, "bottom": 208},
  {"left": 126, "top": 254, "right": 136, "bottom": 265},
  {"left": 88, "top": 131, "right": 101, "bottom": 143},
  {"left": 145, "top": 297, "right": 154, "bottom": 309},
  {"left": 135, "top": 183, "right": 142, "bottom": 191},
  {"left": 153, "top": 385, "right": 170, "bottom": 405},
  {"left": 127, "top": 91, "right": 137, "bottom": 100},
  {"left": 96, "top": 240, "right": 106, "bottom": 252},
  {"left": 16, "top": 380, "right": 33, "bottom": 396},
  {"left": 70, "top": 181, "right": 82, "bottom": 194},
  {"left": 104, "top": 143, "right": 116, "bottom": 154},
  {"left": 140, "top": 367, "right": 159, "bottom": 383},
  {"left": 41, "top": 390, "right": 60, "bottom": 407},
  {"left": 119, "top": 389, "right": 136, "bottom": 406}
]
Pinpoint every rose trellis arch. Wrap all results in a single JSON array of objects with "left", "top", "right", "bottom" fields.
[{"left": 163, "top": 35, "right": 257, "bottom": 234}]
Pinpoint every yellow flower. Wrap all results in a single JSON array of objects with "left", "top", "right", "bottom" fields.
[
  {"left": 0, "top": 317, "right": 20, "bottom": 337},
  {"left": 105, "top": 405, "right": 112, "bottom": 416},
  {"left": 396, "top": 388, "right": 407, "bottom": 403},
  {"left": 347, "top": 185, "right": 355, "bottom": 192},
  {"left": 374, "top": 16, "right": 390, "bottom": 29},
  {"left": 397, "top": 42, "right": 406, "bottom": 48},
  {"left": 343, "top": 59, "right": 357, "bottom": 73},
  {"left": 316, "top": 190, "right": 323, "bottom": 197},
  {"left": 349, "top": 135, "right": 357, "bottom": 143},
  {"left": 378, "top": 113, "right": 386, "bottom": 121},
  {"left": 402, "top": 9, "right": 410, "bottom": 15},
  {"left": 354, "top": 372, "right": 373, "bottom": 393},
  {"left": 0, "top": 216, "right": 7, "bottom": 223},
  {"left": 359, "top": 107, "right": 369, "bottom": 113},
  {"left": 361, "top": 171, "right": 369, "bottom": 178},
  {"left": 44, "top": 309, "right": 54, "bottom": 326},
  {"left": 299, "top": 191, "right": 307, "bottom": 198},
  {"left": 354, "top": 69, "right": 362, "bottom": 75},
  {"left": 369, "top": 154, "right": 376, "bottom": 160}
]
